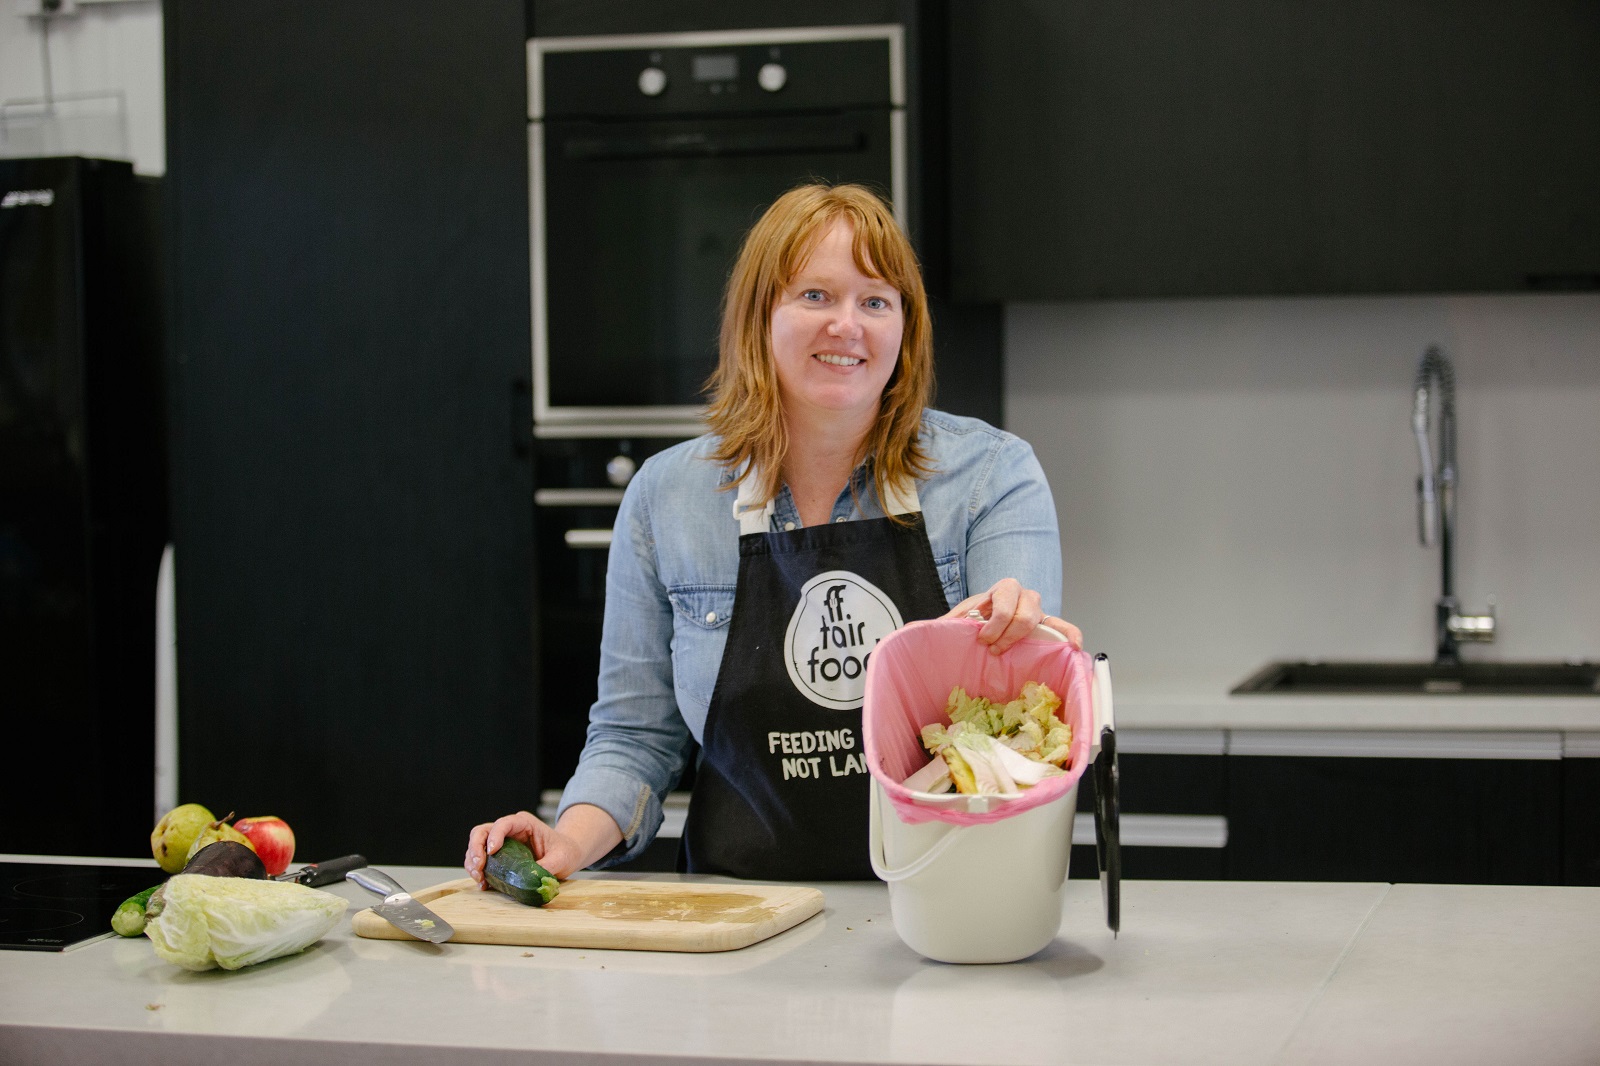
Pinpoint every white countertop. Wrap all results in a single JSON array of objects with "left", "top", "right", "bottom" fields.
[{"left": 3, "top": 859, "right": 1599, "bottom": 1065}]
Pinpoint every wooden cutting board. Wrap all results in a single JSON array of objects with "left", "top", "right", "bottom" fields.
[{"left": 351, "top": 877, "right": 825, "bottom": 952}]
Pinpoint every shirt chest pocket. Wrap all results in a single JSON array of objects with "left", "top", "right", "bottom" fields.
[
  {"left": 934, "top": 551, "right": 964, "bottom": 607},
  {"left": 667, "top": 585, "right": 736, "bottom": 707}
]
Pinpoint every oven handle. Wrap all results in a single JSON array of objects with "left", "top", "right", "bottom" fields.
[
  {"left": 560, "top": 128, "right": 865, "bottom": 162},
  {"left": 536, "top": 488, "right": 626, "bottom": 506},
  {"left": 564, "top": 529, "right": 614, "bottom": 550}
]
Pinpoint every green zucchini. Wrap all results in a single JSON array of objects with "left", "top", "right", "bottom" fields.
[
  {"left": 484, "top": 838, "right": 560, "bottom": 906},
  {"left": 111, "top": 884, "right": 163, "bottom": 937}
]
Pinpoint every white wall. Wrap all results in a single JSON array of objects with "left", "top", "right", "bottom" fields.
[
  {"left": 0, "top": 0, "right": 164, "bottom": 174},
  {"left": 1005, "top": 293, "right": 1600, "bottom": 688}
]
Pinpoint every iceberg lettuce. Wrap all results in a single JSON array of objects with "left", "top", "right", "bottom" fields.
[{"left": 144, "top": 874, "right": 348, "bottom": 971}]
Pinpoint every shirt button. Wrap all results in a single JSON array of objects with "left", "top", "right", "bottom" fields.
[
  {"left": 834, "top": 516, "right": 846, "bottom": 523},
  {"left": 705, "top": 611, "right": 718, "bottom": 624},
  {"left": 783, "top": 521, "right": 795, "bottom": 531}
]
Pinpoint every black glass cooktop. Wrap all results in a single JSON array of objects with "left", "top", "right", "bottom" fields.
[{"left": 0, "top": 862, "right": 166, "bottom": 951}]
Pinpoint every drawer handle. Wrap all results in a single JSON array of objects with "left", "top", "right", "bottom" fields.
[
  {"left": 1073, "top": 813, "right": 1228, "bottom": 849},
  {"left": 564, "top": 528, "right": 613, "bottom": 550}
]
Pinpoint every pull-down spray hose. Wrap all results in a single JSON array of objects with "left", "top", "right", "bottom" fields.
[{"left": 1412, "top": 345, "right": 1455, "bottom": 554}]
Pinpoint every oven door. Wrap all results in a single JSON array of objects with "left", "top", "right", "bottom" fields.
[
  {"left": 533, "top": 435, "right": 694, "bottom": 789},
  {"left": 532, "top": 107, "right": 899, "bottom": 427},
  {"left": 534, "top": 490, "right": 616, "bottom": 788}
]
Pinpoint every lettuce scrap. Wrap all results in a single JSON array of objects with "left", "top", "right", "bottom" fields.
[{"left": 906, "top": 681, "right": 1073, "bottom": 796}]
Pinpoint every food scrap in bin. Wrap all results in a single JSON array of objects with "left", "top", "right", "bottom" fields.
[{"left": 902, "top": 681, "right": 1074, "bottom": 796}]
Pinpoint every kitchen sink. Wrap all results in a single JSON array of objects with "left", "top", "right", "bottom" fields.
[{"left": 1231, "top": 660, "right": 1600, "bottom": 696}]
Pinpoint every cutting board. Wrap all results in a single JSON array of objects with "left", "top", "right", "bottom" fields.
[{"left": 351, "top": 877, "right": 825, "bottom": 952}]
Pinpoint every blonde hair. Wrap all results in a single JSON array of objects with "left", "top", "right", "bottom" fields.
[{"left": 703, "top": 182, "right": 935, "bottom": 516}]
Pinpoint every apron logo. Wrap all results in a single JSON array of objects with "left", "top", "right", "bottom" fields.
[{"left": 784, "top": 569, "right": 903, "bottom": 710}]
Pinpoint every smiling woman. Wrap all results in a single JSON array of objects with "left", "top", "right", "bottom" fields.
[
  {"left": 706, "top": 182, "right": 935, "bottom": 528},
  {"left": 768, "top": 220, "right": 905, "bottom": 447},
  {"left": 466, "top": 181, "right": 1075, "bottom": 886}
]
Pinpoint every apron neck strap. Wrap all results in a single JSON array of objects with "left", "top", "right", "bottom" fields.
[
  {"left": 879, "top": 474, "right": 921, "bottom": 518},
  {"left": 734, "top": 474, "right": 777, "bottom": 537},
  {"left": 733, "top": 466, "right": 921, "bottom": 536}
]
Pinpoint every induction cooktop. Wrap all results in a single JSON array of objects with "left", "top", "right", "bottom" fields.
[{"left": 0, "top": 861, "right": 166, "bottom": 951}]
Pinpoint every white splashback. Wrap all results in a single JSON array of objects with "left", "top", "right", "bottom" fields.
[
  {"left": 1004, "top": 293, "right": 1600, "bottom": 688},
  {"left": 0, "top": 1, "right": 165, "bottom": 175}
]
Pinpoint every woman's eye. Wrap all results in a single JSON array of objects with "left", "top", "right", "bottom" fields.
[
  {"left": 865, "top": 296, "right": 892, "bottom": 311},
  {"left": 801, "top": 289, "right": 826, "bottom": 302}
]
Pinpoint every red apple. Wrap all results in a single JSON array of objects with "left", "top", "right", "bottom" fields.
[{"left": 233, "top": 816, "right": 296, "bottom": 876}]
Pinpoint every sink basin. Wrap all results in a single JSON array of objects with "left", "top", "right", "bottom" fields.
[{"left": 1231, "top": 660, "right": 1600, "bottom": 696}]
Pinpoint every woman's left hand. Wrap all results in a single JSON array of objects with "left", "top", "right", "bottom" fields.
[{"left": 943, "top": 578, "right": 1083, "bottom": 654}]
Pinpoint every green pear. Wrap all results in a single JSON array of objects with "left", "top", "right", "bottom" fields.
[
  {"left": 151, "top": 802, "right": 215, "bottom": 874},
  {"left": 183, "top": 815, "right": 257, "bottom": 864}
]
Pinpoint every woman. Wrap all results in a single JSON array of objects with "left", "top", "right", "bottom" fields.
[{"left": 466, "top": 182, "right": 1079, "bottom": 882}]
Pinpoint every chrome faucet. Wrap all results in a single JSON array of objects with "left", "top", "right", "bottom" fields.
[{"left": 1413, "top": 346, "right": 1495, "bottom": 664}]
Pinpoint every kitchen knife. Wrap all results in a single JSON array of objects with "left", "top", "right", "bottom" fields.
[
  {"left": 347, "top": 867, "right": 454, "bottom": 944},
  {"left": 273, "top": 854, "right": 368, "bottom": 887},
  {"left": 1092, "top": 653, "right": 1122, "bottom": 938},
  {"left": 1093, "top": 724, "right": 1121, "bottom": 937}
]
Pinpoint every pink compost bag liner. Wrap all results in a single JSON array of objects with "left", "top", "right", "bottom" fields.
[{"left": 863, "top": 616, "right": 1095, "bottom": 826}]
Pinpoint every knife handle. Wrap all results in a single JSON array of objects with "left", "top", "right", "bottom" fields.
[
  {"left": 347, "top": 867, "right": 405, "bottom": 898},
  {"left": 291, "top": 854, "right": 368, "bottom": 887}
]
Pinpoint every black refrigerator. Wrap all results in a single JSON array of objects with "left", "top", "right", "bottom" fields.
[
  {"left": 163, "top": 0, "right": 537, "bottom": 865},
  {"left": 0, "top": 156, "right": 167, "bottom": 857}
]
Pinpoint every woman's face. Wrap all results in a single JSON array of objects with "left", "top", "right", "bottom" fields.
[{"left": 768, "top": 219, "right": 904, "bottom": 431}]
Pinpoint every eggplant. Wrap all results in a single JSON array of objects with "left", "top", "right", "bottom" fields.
[{"left": 181, "top": 840, "right": 268, "bottom": 879}]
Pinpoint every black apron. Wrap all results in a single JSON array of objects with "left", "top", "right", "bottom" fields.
[{"left": 681, "top": 477, "right": 950, "bottom": 880}]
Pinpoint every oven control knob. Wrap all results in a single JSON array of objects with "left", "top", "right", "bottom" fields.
[
  {"left": 606, "top": 455, "right": 637, "bottom": 487},
  {"left": 757, "top": 62, "right": 787, "bottom": 93},
  {"left": 637, "top": 66, "right": 668, "bottom": 97}
]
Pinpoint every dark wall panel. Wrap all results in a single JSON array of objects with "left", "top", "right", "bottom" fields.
[{"left": 165, "top": 0, "right": 536, "bottom": 865}]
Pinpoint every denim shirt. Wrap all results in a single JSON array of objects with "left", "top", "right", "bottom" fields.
[{"left": 557, "top": 409, "right": 1063, "bottom": 866}]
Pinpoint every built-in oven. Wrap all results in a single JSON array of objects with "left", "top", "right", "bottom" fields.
[
  {"left": 528, "top": 25, "right": 905, "bottom": 431},
  {"left": 527, "top": 26, "right": 910, "bottom": 834}
]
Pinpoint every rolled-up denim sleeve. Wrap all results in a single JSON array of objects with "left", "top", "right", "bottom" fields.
[
  {"left": 963, "top": 436, "right": 1063, "bottom": 617},
  {"left": 556, "top": 469, "right": 696, "bottom": 867}
]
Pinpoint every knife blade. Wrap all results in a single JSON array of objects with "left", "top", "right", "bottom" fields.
[
  {"left": 347, "top": 867, "right": 454, "bottom": 943},
  {"left": 273, "top": 853, "right": 368, "bottom": 887}
]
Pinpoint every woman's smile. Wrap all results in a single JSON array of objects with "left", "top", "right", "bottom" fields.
[{"left": 814, "top": 352, "right": 864, "bottom": 367}]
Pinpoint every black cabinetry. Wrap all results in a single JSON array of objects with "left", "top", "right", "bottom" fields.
[
  {"left": 0, "top": 157, "right": 166, "bottom": 857},
  {"left": 1562, "top": 758, "right": 1600, "bottom": 886},
  {"left": 1074, "top": 752, "right": 1227, "bottom": 880},
  {"left": 1073, "top": 745, "right": 1579, "bottom": 885},
  {"left": 164, "top": 1, "right": 536, "bottom": 864},
  {"left": 948, "top": 0, "right": 1600, "bottom": 300},
  {"left": 1228, "top": 755, "right": 1562, "bottom": 884}
]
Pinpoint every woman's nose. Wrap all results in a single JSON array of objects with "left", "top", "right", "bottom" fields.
[{"left": 826, "top": 306, "right": 862, "bottom": 339}]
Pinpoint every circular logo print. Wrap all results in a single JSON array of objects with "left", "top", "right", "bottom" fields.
[{"left": 784, "top": 570, "right": 904, "bottom": 710}]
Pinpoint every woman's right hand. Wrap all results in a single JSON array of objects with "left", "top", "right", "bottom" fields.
[{"left": 464, "top": 810, "right": 587, "bottom": 885}]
